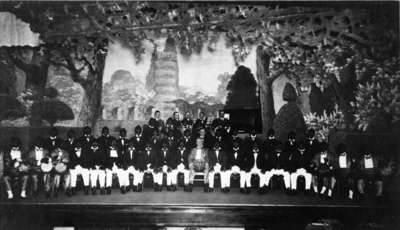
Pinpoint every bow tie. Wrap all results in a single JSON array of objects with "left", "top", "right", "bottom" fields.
[{"left": 364, "top": 155, "right": 372, "bottom": 159}]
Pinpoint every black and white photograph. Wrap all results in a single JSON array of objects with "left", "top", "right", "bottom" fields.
[{"left": 0, "top": 0, "right": 399, "bottom": 229}]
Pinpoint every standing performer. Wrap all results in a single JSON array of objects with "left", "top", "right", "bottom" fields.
[
  {"left": 105, "top": 140, "right": 125, "bottom": 194},
  {"left": 131, "top": 125, "right": 146, "bottom": 152},
  {"left": 290, "top": 143, "right": 313, "bottom": 195},
  {"left": 89, "top": 142, "right": 106, "bottom": 195},
  {"left": 2, "top": 138, "right": 29, "bottom": 199},
  {"left": 193, "top": 111, "right": 208, "bottom": 131},
  {"left": 44, "top": 127, "right": 64, "bottom": 153},
  {"left": 79, "top": 126, "right": 96, "bottom": 153},
  {"left": 305, "top": 129, "right": 320, "bottom": 158},
  {"left": 188, "top": 138, "right": 210, "bottom": 192},
  {"left": 68, "top": 141, "right": 91, "bottom": 195},
  {"left": 208, "top": 142, "right": 230, "bottom": 192},
  {"left": 27, "top": 138, "right": 49, "bottom": 197},
  {"left": 97, "top": 126, "right": 115, "bottom": 152},
  {"left": 116, "top": 128, "right": 129, "bottom": 153}
]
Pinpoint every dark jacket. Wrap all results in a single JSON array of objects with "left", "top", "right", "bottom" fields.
[
  {"left": 116, "top": 137, "right": 129, "bottom": 152},
  {"left": 69, "top": 148, "right": 91, "bottom": 169},
  {"left": 44, "top": 137, "right": 64, "bottom": 152},
  {"left": 243, "top": 152, "right": 266, "bottom": 172},
  {"left": 290, "top": 150, "right": 312, "bottom": 172},
  {"left": 268, "top": 152, "right": 289, "bottom": 170},
  {"left": 227, "top": 149, "right": 245, "bottom": 169},
  {"left": 136, "top": 149, "right": 158, "bottom": 171},
  {"left": 88, "top": 148, "right": 106, "bottom": 169},
  {"left": 130, "top": 135, "right": 146, "bottom": 152},
  {"left": 122, "top": 148, "right": 137, "bottom": 169},
  {"left": 104, "top": 148, "right": 123, "bottom": 169},
  {"left": 97, "top": 135, "right": 116, "bottom": 152},
  {"left": 208, "top": 149, "right": 230, "bottom": 171}
]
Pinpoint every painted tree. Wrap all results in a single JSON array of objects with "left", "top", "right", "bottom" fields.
[
  {"left": 225, "top": 65, "right": 258, "bottom": 110},
  {"left": 47, "top": 37, "right": 108, "bottom": 127},
  {"left": 4, "top": 46, "right": 50, "bottom": 126}
]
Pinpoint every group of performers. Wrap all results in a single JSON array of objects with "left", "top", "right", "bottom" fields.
[{"left": 1, "top": 110, "right": 389, "bottom": 201}]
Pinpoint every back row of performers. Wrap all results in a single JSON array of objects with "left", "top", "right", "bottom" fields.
[{"left": 2, "top": 110, "right": 388, "bottom": 201}]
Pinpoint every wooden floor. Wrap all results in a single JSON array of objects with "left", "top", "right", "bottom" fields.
[{"left": 1, "top": 186, "right": 395, "bottom": 230}]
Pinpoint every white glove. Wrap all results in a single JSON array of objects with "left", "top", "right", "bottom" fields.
[
  {"left": 214, "top": 163, "right": 221, "bottom": 172},
  {"left": 232, "top": 166, "right": 240, "bottom": 173},
  {"left": 162, "top": 165, "right": 168, "bottom": 173},
  {"left": 177, "top": 163, "right": 185, "bottom": 171}
]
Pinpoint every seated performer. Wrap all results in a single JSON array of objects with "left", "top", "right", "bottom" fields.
[
  {"left": 88, "top": 142, "right": 106, "bottom": 195},
  {"left": 357, "top": 147, "right": 383, "bottom": 201},
  {"left": 208, "top": 142, "right": 230, "bottom": 192},
  {"left": 188, "top": 138, "right": 210, "bottom": 192},
  {"left": 79, "top": 126, "right": 96, "bottom": 153},
  {"left": 290, "top": 143, "right": 313, "bottom": 194},
  {"left": 105, "top": 140, "right": 125, "bottom": 194},
  {"left": 243, "top": 143, "right": 266, "bottom": 194},
  {"left": 265, "top": 143, "right": 291, "bottom": 193},
  {"left": 176, "top": 141, "right": 190, "bottom": 191},
  {"left": 244, "top": 129, "right": 262, "bottom": 154},
  {"left": 157, "top": 141, "right": 178, "bottom": 191},
  {"left": 227, "top": 142, "right": 246, "bottom": 193},
  {"left": 284, "top": 131, "right": 298, "bottom": 158},
  {"left": 27, "top": 138, "right": 49, "bottom": 197},
  {"left": 311, "top": 142, "right": 334, "bottom": 198},
  {"left": 2, "top": 138, "right": 29, "bottom": 199},
  {"left": 193, "top": 111, "right": 208, "bottom": 131},
  {"left": 140, "top": 143, "right": 161, "bottom": 191},
  {"left": 116, "top": 128, "right": 128, "bottom": 153},
  {"left": 121, "top": 141, "right": 137, "bottom": 192},
  {"left": 68, "top": 141, "right": 90, "bottom": 195},
  {"left": 332, "top": 143, "right": 357, "bottom": 200},
  {"left": 305, "top": 129, "right": 320, "bottom": 158},
  {"left": 50, "top": 146, "right": 70, "bottom": 198}
]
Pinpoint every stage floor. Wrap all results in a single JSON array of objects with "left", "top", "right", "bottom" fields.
[{"left": 1, "top": 187, "right": 371, "bottom": 207}]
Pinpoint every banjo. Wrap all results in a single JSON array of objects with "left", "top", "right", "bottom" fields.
[{"left": 40, "top": 157, "right": 53, "bottom": 173}]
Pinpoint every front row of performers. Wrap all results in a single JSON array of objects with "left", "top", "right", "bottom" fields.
[{"left": 1, "top": 125, "right": 389, "bottom": 201}]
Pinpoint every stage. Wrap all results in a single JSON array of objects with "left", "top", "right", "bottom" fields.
[{"left": 1, "top": 187, "right": 396, "bottom": 230}]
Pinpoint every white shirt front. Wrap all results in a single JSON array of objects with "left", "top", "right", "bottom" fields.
[
  {"left": 195, "top": 149, "right": 202, "bottom": 160},
  {"left": 35, "top": 150, "right": 43, "bottom": 162},
  {"left": 253, "top": 153, "right": 258, "bottom": 169},
  {"left": 365, "top": 157, "right": 374, "bottom": 169},
  {"left": 11, "top": 150, "right": 21, "bottom": 160},
  {"left": 76, "top": 150, "right": 81, "bottom": 158},
  {"left": 320, "top": 153, "right": 327, "bottom": 164},
  {"left": 110, "top": 149, "right": 118, "bottom": 158},
  {"left": 339, "top": 154, "right": 347, "bottom": 168}
]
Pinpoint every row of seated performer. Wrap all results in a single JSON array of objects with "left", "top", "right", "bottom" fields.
[{"left": 1, "top": 111, "right": 390, "bottom": 201}]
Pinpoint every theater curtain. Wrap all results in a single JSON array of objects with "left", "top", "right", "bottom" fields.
[{"left": 0, "top": 12, "right": 40, "bottom": 47}]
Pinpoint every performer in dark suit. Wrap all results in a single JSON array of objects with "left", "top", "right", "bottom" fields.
[
  {"left": 311, "top": 142, "right": 335, "bottom": 198},
  {"left": 262, "top": 128, "right": 281, "bottom": 158},
  {"left": 181, "top": 112, "right": 194, "bottom": 131},
  {"left": 290, "top": 143, "right": 313, "bottom": 194},
  {"left": 227, "top": 141, "right": 246, "bottom": 193},
  {"left": 97, "top": 126, "right": 115, "bottom": 152},
  {"left": 122, "top": 141, "right": 145, "bottom": 192},
  {"left": 2, "top": 138, "right": 29, "bottom": 199},
  {"left": 105, "top": 140, "right": 125, "bottom": 194},
  {"left": 332, "top": 143, "right": 357, "bottom": 200},
  {"left": 304, "top": 129, "right": 320, "bottom": 158},
  {"left": 176, "top": 141, "right": 190, "bottom": 191},
  {"left": 244, "top": 128, "right": 262, "bottom": 154},
  {"left": 284, "top": 131, "right": 298, "bottom": 159},
  {"left": 130, "top": 125, "right": 146, "bottom": 152},
  {"left": 265, "top": 143, "right": 291, "bottom": 192},
  {"left": 211, "top": 110, "right": 227, "bottom": 134},
  {"left": 208, "top": 142, "right": 230, "bottom": 192},
  {"left": 243, "top": 143, "right": 266, "bottom": 194},
  {"left": 193, "top": 111, "right": 208, "bottom": 131},
  {"left": 79, "top": 126, "right": 96, "bottom": 153},
  {"left": 140, "top": 143, "right": 161, "bottom": 191},
  {"left": 44, "top": 127, "right": 64, "bottom": 153},
  {"left": 357, "top": 147, "right": 384, "bottom": 200},
  {"left": 88, "top": 141, "right": 106, "bottom": 195},
  {"left": 68, "top": 141, "right": 91, "bottom": 195},
  {"left": 116, "top": 128, "right": 128, "bottom": 153},
  {"left": 64, "top": 129, "right": 78, "bottom": 154}
]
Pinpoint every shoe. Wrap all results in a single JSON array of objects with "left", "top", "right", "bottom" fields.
[
  {"left": 158, "top": 184, "right": 163, "bottom": 192},
  {"left": 7, "top": 191, "right": 14, "bottom": 200},
  {"left": 204, "top": 184, "right": 209, "bottom": 192},
  {"left": 92, "top": 188, "right": 96, "bottom": 195},
  {"left": 258, "top": 187, "right": 263, "bottom": 194},
  {"left": 240, "top": 188, "right": 245, "bottom": 194},
  {"left": 172, "top": 185, "right": 177, "bottom": 191},
  {"left": 120, "top": 187, "right": 126, "bottom": 194},
  {"left": 106, "top": 187, "right": 111, "bottom": 195},
  {"left": 188, "top": 183, "right": 193, "bottom": 192},
  {"left": 246, "top": 187, "right": 251, "bottom": 194},
  {"left": 66, "top": 189, "right": 72, "bottom": 197},
  {"left": 137, "top": 184, "right": 143, "bottom": 192},
  {"left": 71, "top": 188, "right": 76, "bottom": 196},
  {"left": 20, "top": 190, "right": 27, "bottom": 199},
  {"left": 154, "top": 184, "right": 158, "bottom": 192},
  {"left": 133, "top": 185, "right": 137, "bottom": 192},
  {"left": 167, "top": 186, "right": 171, "bottom": 191},
  {"left": 226, "top": 188, "right": 230, "bottom": 193},
  {"left": 100, "top": 188, "right": 106, "bottom": 195},
  {"left": 209, "top": 187, "right": 214, "bottom": 192},
  {"left": 84, "top": 186, "right": 89, "bottom": 195}
]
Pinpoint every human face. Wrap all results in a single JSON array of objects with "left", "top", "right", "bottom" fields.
[
  {"left": 196, "top": 138, "right": 203, "bottom": 148},
  {"left": 155, "top": 111, "right": 160, "bottom": 119},
  {"left": 199, "top": 129, "right": 206, "bottom": 138}
]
